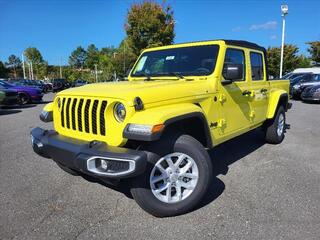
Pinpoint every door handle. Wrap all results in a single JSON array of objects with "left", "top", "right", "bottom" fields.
[
  {"left": 242, "top": 90, "right": 252, "bottom": 96},
  {"left": 260, "top": 88, "right": 268, "bottom": 93}
]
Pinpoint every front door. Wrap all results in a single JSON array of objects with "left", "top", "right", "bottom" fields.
[{"left": 217, "top": 48, "right": 251, "bottom": 136}]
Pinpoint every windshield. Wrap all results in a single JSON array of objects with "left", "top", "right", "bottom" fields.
[{"left": 131, "top": 45, "right": 219, "bottom": 78}]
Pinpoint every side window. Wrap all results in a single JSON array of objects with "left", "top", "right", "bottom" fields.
[
  {"left": 223, "top": 48, "right": 246, "bottom": 81},
  {"left": 250, "top": 52, "right": 264, "bottom": 80}
]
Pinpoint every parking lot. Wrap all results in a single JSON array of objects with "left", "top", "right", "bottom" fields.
[{"left": 0, "top": 93, "right": 319, "bottom": 240}]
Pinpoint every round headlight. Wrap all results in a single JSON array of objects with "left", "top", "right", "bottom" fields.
[
  {"left": 57, "top": 97, "right": 61, "bottom": 109},
  {"left": 113, "top": 102, "right": 126, "bottom": 122}
]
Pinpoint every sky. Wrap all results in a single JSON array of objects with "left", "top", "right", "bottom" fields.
[{"left": 0, "top": 0, "right": 319, "bottom": 65}]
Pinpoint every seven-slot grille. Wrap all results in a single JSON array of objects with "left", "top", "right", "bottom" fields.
[{"left": 59, "top": 97, "right": 107, "bottom": 136}]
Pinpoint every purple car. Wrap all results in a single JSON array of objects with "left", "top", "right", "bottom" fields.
[{"left": 0, "top": 80, "right": 43, "bottom": 104}]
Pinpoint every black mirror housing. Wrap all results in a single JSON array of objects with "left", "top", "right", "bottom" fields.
[
  {"left": 222, "top": 63, "right": 243, "bottom": 81},
  {"left": 221, "top": 79, "right": 233, "bottom": 85}
]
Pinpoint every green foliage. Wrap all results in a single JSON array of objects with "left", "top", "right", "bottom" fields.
[
  {"left": 297, "top": 55, "right": 311, "bottom": 68},
  {"left": 24, "top": 47, "right": 44, "bottom": 64},
  {"left": 85, "top": 44, "right": 99, "bottom": 69},
  {"left": 125, "top": 1, "right": 175, "bottom": 56},
  {"left": 267, "top": 44, "right": 311, "bottom": 77},
  {"left": 69, "top": 46, "right": 87, "bottom": 69},
  {"left": 0, "top": 61, "right": 8, "bottom": 78},
  {"left": 24, "top": 47, "right": 46, "bottom": 79},
  {"left": 98, "top": 53, "right": 114, "bottom": 80},
  {"left": 306, "top": 41, "right": 320, "bottom": 64},
  {"left": 6, "top": 54, "right": 22, "bottom": 78}
]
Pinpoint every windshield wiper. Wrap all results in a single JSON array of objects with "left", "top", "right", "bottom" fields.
[
  {"left": 168, "top": 72, "right": 185, "bottom": 79},
  {"left": 133, "top": 72, "right": 153, "bottom": 81}
]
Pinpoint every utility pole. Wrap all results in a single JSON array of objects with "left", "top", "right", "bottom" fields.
[
  {"left": 31, "top": 61, "right": 34, "bottom": 80},
  {"left": 22, "top": 54, "right": 26, "bottom": 79},
  {"left": 123, "top": 42, "right": 126, "bottom": 75},
  {"left": 94, "top": 64, "right": 98, "bottom": 82},
  {"left": 28, "top": 62, "right": 31, "bottom": 79},
  {"left": 280, "top": 5, "right": 288, "bottom": 78}
]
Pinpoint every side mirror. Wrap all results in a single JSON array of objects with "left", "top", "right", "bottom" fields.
[{"left": 222, "top": 63, "right": 243, "bottom": 81}]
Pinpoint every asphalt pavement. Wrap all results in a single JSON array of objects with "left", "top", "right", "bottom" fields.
[{"left": 0, "top": 93, "right": 319, "bottom": 240}]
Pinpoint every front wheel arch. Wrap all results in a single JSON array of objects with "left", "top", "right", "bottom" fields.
[{"left": 162, "top": 113, "right": 213, "bottom": 148}]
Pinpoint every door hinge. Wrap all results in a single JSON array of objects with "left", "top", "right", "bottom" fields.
[
  {"left": 218, "top": 94, "right": 226, "bottom": 103},
  {"left": 217, "top": 118, "right": 226, "bottom": 127},
  {"left": 249, "top": 110, "right": 255, "bottom": 118}
]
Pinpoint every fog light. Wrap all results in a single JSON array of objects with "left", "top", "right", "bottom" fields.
[{"left": 100, "top": 159, "right": 108, "bottom": 170}]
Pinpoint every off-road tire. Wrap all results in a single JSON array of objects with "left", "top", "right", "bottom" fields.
[
  {"left": 130, "top": 134, "right": 213, "bottom": 217},
  {"left": 265, "top": 106, "right": 286, "bottom": 144}
]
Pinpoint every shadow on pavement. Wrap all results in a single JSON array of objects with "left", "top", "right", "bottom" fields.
[
  {"left": 209, "top": 129, "right": 266, "bottom": 176},
  {"left": 80, "top": 174, "right": 133, "bottom": 199},
  {"left": 301, "top": 100, "right": 320, "bottom": 104},
  {"left": 1, "top": 104, "right": 37, "bottom": 109},
  {"left": 37, "top": 100, "right": 53, "bottom": 105},
  {"left": 0, "top": 109, "right": 22, "bottom": 115},
  {"left": 77, "top": 128, "right": 266, "bottom": 212},
  {"left": 195, "top": 128, "right": 266, "bottom": 211}
]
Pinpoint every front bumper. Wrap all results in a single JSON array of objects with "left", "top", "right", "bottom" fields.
[{"left": 30, "top": 127, "right": 147, "bottom": 179}]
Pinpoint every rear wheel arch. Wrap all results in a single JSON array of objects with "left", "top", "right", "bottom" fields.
[
  {"left": 267, "top": 92, "right": 289, "bottom": 119},
  {"left": 278, "top": 94, "right": 289, "bottom": 110}
]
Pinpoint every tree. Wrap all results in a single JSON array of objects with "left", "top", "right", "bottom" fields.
[
  {"left": 297, "top": 55, "right": 311, "bottom": 68},
  {"left": 6, "top": 54, "right": 21, "bottom": 78},
  {"left": 267, "top": 44, "right": 309, "bottom": 77},
  {"left": 85, "top": 44, "right": 99, "bottom": 69},
  {"left": 306, "top": 41, "right": 320, "bottom": 65},
  {"left": 24, "top": 47, "right": 46, "bottom": 79},
  {"left": 125, "top": 1, "right": 175, "bottom": 56},
  {"left": 0, "top": 61, "right": 8, "bottom": 78},
  {"left": 69, "top": 46, "right": 87, "bottom": 69},
  {"left": 24, "top": 47, "right": 44, "bottom": 65}
]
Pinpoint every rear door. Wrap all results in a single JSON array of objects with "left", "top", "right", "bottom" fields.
[{"left": 248, "top": 51, "right": 269, "bottom": 125}]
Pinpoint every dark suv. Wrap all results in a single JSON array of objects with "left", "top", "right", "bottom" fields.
[
  {"left": 291, "top": 74, "right": 320, "bottom": 99},
  {"left": 52, "top": 79, "right": 69, "bottom": 93}
]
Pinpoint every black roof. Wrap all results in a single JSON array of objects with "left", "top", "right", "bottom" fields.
[
  {"left": 223, "top": 40, "right": 266, "bottom": 52},
  {"left": 174, "top": 39, "right": 266, "bottom": 52}
]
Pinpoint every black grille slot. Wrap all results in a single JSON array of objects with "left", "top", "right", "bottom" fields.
[
  {"left": 78, "top": 99, "right": 84, "bottom": 131},
  {"left": 92, "top": 100, "right": 99, "bottom": 134},
  {"left": 66, "top": 98, "right": 71, "bottom": 129},
  {"left": 61, "top": 98, "right": 66, "bottom": 127},
  {"left": 100, "top": 101, "right": 107, "bottom": 136},
  {"left": 60, "top": 97, "right": 108, "bottom": 136},
  {"left": 84, "top": 100, "right": 91, "bottom": 133},
  {"left": 71, "top": 98, "right": 77, "bottom": 130}
]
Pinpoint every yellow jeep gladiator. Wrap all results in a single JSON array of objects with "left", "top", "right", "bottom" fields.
[{"left": 31, "top": 40, "right": 291, "bottom": 217}]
